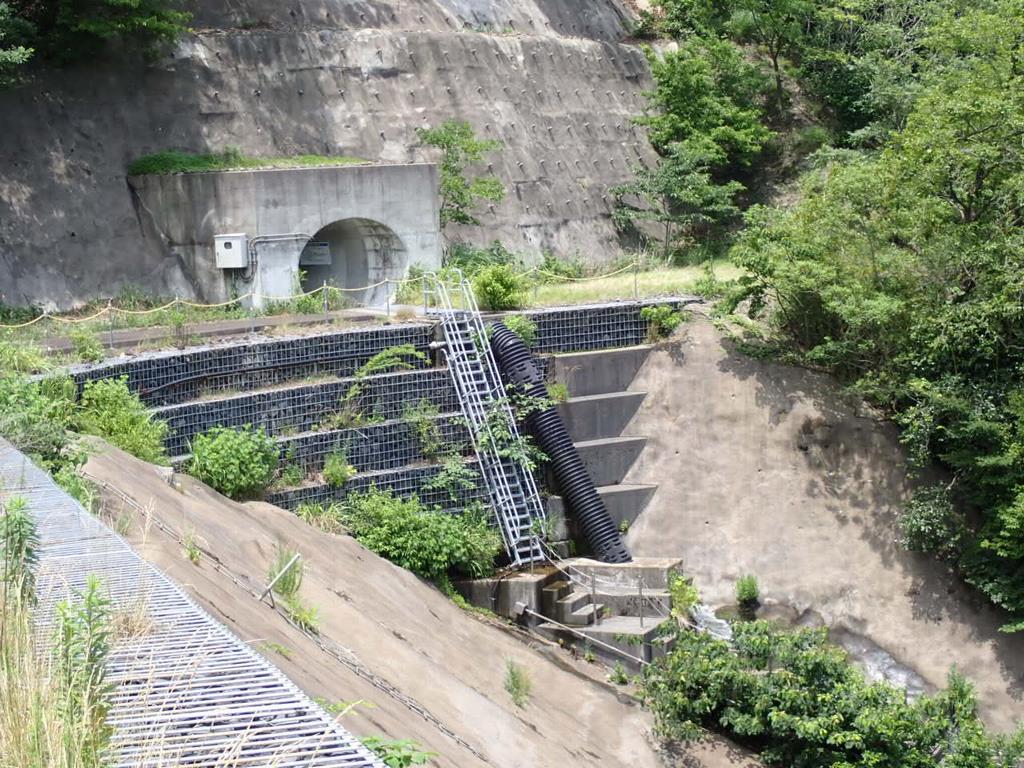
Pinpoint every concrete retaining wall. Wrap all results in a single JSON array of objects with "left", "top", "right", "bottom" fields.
[{"left": 129, "top": 164, "right": 440, "bottom": 305}]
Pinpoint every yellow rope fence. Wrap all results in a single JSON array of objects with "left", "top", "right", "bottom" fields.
[{"left": 0, "top": 260, "right": 641, "bottom": 331}]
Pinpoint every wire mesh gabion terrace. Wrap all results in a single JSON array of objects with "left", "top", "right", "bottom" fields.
[{"left": 0, "top": 438, "right": 384, "bottom": 768}]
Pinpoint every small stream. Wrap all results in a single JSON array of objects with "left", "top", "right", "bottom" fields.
[{"left": 708, "top": 603, "right": 932, "bottom": 698}]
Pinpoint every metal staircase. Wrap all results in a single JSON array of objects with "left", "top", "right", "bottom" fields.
[{"left": 425, "top": 271, "right": 546, "bottom": 566}]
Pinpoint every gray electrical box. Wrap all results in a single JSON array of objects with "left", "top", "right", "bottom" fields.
[{"left": 214, "top": 233, "right": 248, "bottom": 269}]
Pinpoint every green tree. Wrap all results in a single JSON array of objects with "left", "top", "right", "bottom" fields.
[
  {"left": 612, "top": 143, "right": 743, "bottom": 261},
  {"left": 725, "top": 0, "right": 814, "bottom": 108},
  {"left": 416, "top": 120, "right": 505, "bottom": 228},
  {"left": 639, "top": 37, "right": 770, "bottom": 166},
  {"left": 8, "top": 0, "right": 189, "bottom": 64},
  {"left": 0, "top": 2, "right": 31, "bottom": 85},
  {"left": 728, "top": 0, "right": 1024, "bottom": 629}
]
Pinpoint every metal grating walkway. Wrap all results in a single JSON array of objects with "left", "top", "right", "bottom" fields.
[{"left": 0, "top": 439, "right": 383, "bottom": 768}]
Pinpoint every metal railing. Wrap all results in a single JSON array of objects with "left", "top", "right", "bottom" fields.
[{"left": 425, "top": 272, "right": 546, "bottom": 565}]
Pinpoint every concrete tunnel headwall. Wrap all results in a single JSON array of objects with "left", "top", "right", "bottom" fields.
[{"left": 128, "top": 163, "right": 441, "bottom": 307}]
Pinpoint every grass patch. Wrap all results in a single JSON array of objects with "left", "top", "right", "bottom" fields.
[
  {"left": 503, "top": 659, "right": 532, "bottom": 708},
  {"left": 529, "top": 259, "right": 742, "bottom": 306},
  {"left": 128, "top": 148, "right": 366, "bottom": 175}
]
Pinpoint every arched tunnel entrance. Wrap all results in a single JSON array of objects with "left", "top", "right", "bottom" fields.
[{"left": 299, "top": 218, "right": 408, "bottom": 306}]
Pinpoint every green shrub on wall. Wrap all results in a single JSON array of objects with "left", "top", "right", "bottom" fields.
[
  {"left": 74, "top": 378, "right": 168, "bottom": 465},
  {"left": 188, "top": 426, "right": 278, "bottom": 499},
  {"left": 473, "top": 264, "right": 526, "bottom": 311},
  {"left": 340, "top": 490, "right": 500, "bottom": 590},
  {"left": 501, "top": 315, "right": 537, "bottom": 347}
]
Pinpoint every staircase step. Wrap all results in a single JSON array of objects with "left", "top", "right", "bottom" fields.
[
  {"left": 556, "top": 590, "right": 593, "bottom": 621},
  {"left": 572, "top": 436, "right": 647, "bottom": 486},
  {"left": 551, "top": 346, "right": 651, "bottom": 397},
  {"left": 557, "top": 391, "right": 647, "bottom": 442},
  {"left": 541, "top": 579, "right": 572, "bottom": 615},
  {"left": 546, "top": 483, "right": 657, "bottom": 533},
  {"left": 566, "top": 602, "right": 606, "bottom": 626}
]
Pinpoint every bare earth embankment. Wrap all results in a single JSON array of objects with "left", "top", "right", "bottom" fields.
[{"left": 625, "top": 316, "right": 1024, "bottom": 731}]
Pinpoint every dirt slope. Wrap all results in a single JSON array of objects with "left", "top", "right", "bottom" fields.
[
  {"left": 85, "top": 443, "right": 759, "bottom": 768},
  {"left": 624, "top": 316, "right": 1024, "bottom": 732}
]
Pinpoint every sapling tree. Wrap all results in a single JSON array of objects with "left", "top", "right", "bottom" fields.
[{"left": 416, "top": 120, "right": 505, "bottom": 228}]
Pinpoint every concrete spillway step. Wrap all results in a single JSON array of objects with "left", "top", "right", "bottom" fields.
[
  {"left": 557, "top": 391, "right": 646, "bottom": 442},
  {"left": 572, "top": 436, "right": 647, "bottom": 487},
  {"left": 549, "top": 346, "right": 651, "bottom": 397},
  {"left": 546, "top": 483, "right": 657, "bottom": 532}
]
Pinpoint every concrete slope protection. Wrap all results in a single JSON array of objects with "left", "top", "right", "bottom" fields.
[
  {"left": 623, "top": 317, "right": 1024, "bottom": 732},
  {"left": 85, "top": 441, "right": 762, "bottom": 768},
  {"left": 491, "top": 321, "right": 631, "bottom": 562},
  {"left": 0, "top": 0, "right": 655, "bottom": 309}
]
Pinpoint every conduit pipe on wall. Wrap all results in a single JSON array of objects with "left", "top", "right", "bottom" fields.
[{"left": 489, "top": 323, "right": 631, "bottom": 564}]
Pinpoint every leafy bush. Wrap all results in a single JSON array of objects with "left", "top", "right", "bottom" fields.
[
  {"left": 74, "top": 378, "right": 168, "bottom": 465},
  {"left": 503, "top": 660, "right": 531, "bottom": 708},
  {"left": 641, "top": 305, "right": 685, "bottom": 341},
  {"left": 668, "top": 574, "right": 699, "bottom": 619},
  {"left": 0, "top": 495, "right": 38, "bottom": 599},
  {"left": 402, "top": 399, "right": 444, "bottom": 461},
  {"left": 340, "top": 490, "right": 501, "bottom": 589},
  {"left": 501, "top": 315, "right": 537, "bottom": 347},
  {"left": 355, "top": 344, "right": 428, "bottom": 378},
  {"left": 545, "top": 382, "right": 569, "bottom": 404},
  {"left": 735, "top": 574, "right": 759, "bottom": 620},
  {"left": 473, "top": 264, "right": 527, "bottom": 311},
  {"left": 188, "top": 425, "right": 278, "bottom": 499},
  {"left": 423, "top": 457, "right": 480, "bottom": 501},
  {"left": 899, "top": 485, "right": 965, "bottom": 560},
  {"left": 323, "top": 450, "right": 356, "bottom": 489},
  {"left": 643, "top": 621, "right": 1024, "bottom": 765}
]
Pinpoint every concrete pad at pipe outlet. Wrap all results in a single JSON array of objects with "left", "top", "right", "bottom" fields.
[
  {"left": 550, "top": 346, "right": 651, "bottom": 397},
  {"left": 561, "top": 557, "right": 684, "bottom": 590}
]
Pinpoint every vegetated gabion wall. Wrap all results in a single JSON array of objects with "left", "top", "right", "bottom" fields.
[
  {"left": 276, "top": 417, "right": 470, "bottom": 474},
  {"left": 158, "top": 368, "right": 457, "bottom": 458},
  {"left": 265, "top": 462, "right": 486, "bottom": 513},
  {"left": 522, "top": 297, "right": 701, "bottom": 353},
  {"left": 69, "top": 323, "right": 435, "bottom": 406}
]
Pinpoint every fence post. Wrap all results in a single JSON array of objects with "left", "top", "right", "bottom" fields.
[
  {"left": 633, "top": 259, "right": 638, "bottom": 299},
  {"left": 386, "top": 279, "right": 391, "bottom": 317},
  {"left": 639, "top": 579, "right": 645, "bottom": 630},
  {"left": 591, "top": 573, "right": 600, "bottom": 626},
  {"left": 322, "top": 280, "right": 328, "bottom": 317},
  {"left": 107, "top": 300, "right": 115, "bottom": 350}
]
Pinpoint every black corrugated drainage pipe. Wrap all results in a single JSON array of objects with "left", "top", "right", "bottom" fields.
[{"left": 490, "top": 323, "right": 631, "bottom": 563}]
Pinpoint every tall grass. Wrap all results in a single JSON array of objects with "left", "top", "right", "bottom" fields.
[{"left": 1, "top": 492, "right": 112, "bottom": 768}]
